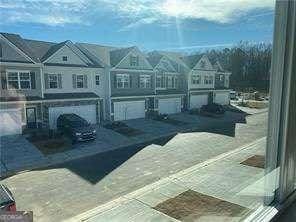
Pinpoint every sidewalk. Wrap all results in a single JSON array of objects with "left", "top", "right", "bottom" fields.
[
  {"left": 0, "top": 110, "right": 266, "bottom": 178},
  {"left": 67, "top": 137, "right": 266, "bottom": 222}
]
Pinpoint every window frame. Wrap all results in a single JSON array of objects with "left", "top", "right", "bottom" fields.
[
  {"left": 139, "top": 74, "right": 151, "bottom": 89},
  {"left": 95, "top": 75, "right": 100, "bottom": 86},
  {"left": 130, "top": 55, "right": 139, "bottom": 66},
  {"left": 76, "top": 74, "right": 84, "bottom": 89},
  {"left": 48, "top": 74, "right": 58, "bottom": 89},
  {"left": 6, "top": 70, "right": 31, "bottom": 90},
  {"left": 116, "top": 74, "right": 130, "bottom": 89},
  {"left": 191, "top": 74, "right": 200, "bottom": 85}
]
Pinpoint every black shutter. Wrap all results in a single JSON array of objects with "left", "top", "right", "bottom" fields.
[
  {"left": 72, "top": 74, "right": 76, "bottom": 88},
  {"left": 129, "top": 75, "right": 132, "bottom": 88},
  {"left": 30, "top": 71, "right": 36, "bottom": 89},
  {"left": 44, "top": 73, "right": 49, "bottom": 89},
  {"left": 1, "top": 71, "right": 7, "bottom": 89},
  {"left": 58, "top": 74, "right": 62, "bottom": 89},
  {"left": 114, "top": 75, "right": 117, "bottom": 88}
]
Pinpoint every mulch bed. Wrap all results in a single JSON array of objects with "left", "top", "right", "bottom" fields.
[
  {"left": 154, "top": 190, "right": 252, "bottom": 222},
  {"left": 103, "top": 122, "right": 143, "bottom": 137},
  {"left": 240, "top": 155, "right": 265, "bottom": 169},
  {"left": 27, "top": 133, "right": 72, "bottom": 155}
]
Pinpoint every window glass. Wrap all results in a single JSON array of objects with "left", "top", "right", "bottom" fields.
[
  {"left": 95, "top": 75, "right": 100, "bottom": 86},
  {"left": 140, "top": 75, "right": 151, "bottom": 88},
  {"left": 49, "top": 74, "right": 58, "bottom": 89},
  {"left": 76, "top": 75, "right": 84, "bottom": 88},
  {"left": 130, "top": 55, "right": 139, "bottom": 66},
  {"left": 116, "top": 74, "right": 130, "bottom": 88}
]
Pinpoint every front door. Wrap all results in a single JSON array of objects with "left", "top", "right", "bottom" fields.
[{"left": 26, "top": 107, "right": 37, "bottom": 128}]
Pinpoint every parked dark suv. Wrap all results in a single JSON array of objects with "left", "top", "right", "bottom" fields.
[{"left": 57, "top": 114, "right": 96, "bottom": 143}]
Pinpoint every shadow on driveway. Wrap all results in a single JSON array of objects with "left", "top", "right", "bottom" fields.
[{"left": 30, "top": 112, "right": 248, "bottom": 184}]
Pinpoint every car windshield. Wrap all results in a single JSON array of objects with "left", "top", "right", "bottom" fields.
[{"left": 70, "top": 120, "right": 89, "bottom": 128}]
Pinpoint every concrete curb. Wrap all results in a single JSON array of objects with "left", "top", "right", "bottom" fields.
[{"left": 65, "top": 136, "right": 267, "bottom": 222}]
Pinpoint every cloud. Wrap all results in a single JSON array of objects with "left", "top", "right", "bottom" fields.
[
  {"left": 0, "top": 0, "right": 275, "bottom": 27},
  {"left": 165, "top": 43, "right": 235, "bottom": 50}
]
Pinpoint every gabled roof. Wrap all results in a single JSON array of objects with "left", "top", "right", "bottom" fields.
[
  {"left": 25, "top": 39, "right": 98, "bottom": 67},
  {"left": 75, "top": 43, "right": 108, "bottom": 68},
  {"left": 146, "top": 52, "right": 163, "bottom": 68},
  {"left": 181, "top": 54, "right": 203, "bottom": 69},
  {"left": 109, "top": 46, "right": 136, "bottom": 67},
  {"left": 157, "top": 51, "right": 190, "bottom": 72},
  {"left": 24, "top": 39, "right": 56, "bottom": 60},
  {"left": 1, "top": 32, "right": 40, "bottom": 63},
  {"left": 147, "top": 52, "right": 176, "bottom": 72}
]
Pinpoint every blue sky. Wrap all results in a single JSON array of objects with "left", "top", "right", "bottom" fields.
[{"left": 0, "top": 0, "right": 275, "bottom": 53}]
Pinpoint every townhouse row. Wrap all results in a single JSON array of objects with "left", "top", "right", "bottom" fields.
[{"left": 0, "top": 33, "right": 231, "bottom": 136}]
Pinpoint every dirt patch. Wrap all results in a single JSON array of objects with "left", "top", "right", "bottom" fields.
[
  {"left": 154, "top": 190, "right": 252, "bottom": 222},
  {"left": 240, "top": 155, "right": 265, "bottom": 169}
]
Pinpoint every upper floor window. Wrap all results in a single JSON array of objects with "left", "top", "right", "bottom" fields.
[
  {"left": 48, "top": 74, "right": 58, "bottom": 89},
  {"left": 62, "top": 56, "right": 68, "bottom": 61},
  {"left": 200, "top": 60, "right": 206, "bottom": 68},
  {"left": 76, "top": 75, "right": 84, "bottom": 88},
  {"left": 167, "top": 75, "right": 174, "bottom": 89},
  {"left": 219, "top": 75, "right": 224, "bottom": 81},
  {"left": 95, "top": 75, "right": 100, "bottom": 86},
  {"left": 140, "top": 75, "right": 151, "bottom": 88},
  {"left": 116, "top": 74, "right": 130, "bottom": 88},
  {"left": 7, "top": 71, "right": 31, "bottom": 90},
  {"left": 156, "top": 75, "right": 163, "bottom": 88},
  {"left": 130, "top": 55, "right": 139, "bottom": 66},
  {"left": 204, "top": 75, "right": 213, "bottom": 84},
  {"left": 192, "top": 74, "right": 200, "bottom": 84}
]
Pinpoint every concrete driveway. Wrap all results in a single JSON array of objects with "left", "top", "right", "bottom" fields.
[
  {"left": 1, "top": 113, "right": 268, "bottom": 222},
  {"left": 0, "top": 135, "right": 45, "bottom": 175},
  {"left": 0, "top": 111, "right": 252, "bottom": 176}
]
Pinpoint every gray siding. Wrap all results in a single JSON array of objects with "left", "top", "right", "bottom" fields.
[
  {"left": 111, "top": 70, "right": 155, "bottom": 97},
  {"left": 0, "top": 64, "right": 42, "bottom": 98},
  {"left": 116, "top": 51, "right": 153, "bottom": 70}
]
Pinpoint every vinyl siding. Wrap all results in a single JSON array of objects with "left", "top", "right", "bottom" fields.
[
  {"left": 45, "top": 45, "right": 87, "bottom": 65},
  {"left": 0, "top": 64, "right": 42, "bottom": 98},
  {"left": 43, "top": 66, "right": 105, "bottom": 97},
  {"left": 110, "top": 70, "right": 155, "bottom": 97}
]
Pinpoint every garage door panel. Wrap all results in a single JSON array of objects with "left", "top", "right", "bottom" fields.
[
  {"left": 0, "top": 109, "right": 22, "bottom": 136},
  {"left": 158, "top": 98, "right": 181, "bottom": 114},
  {"left": 114, "top": 101, "right": 145, "bottom": 121},
  {"left": 190, "top": 95, "right": 208, "bottom": 109},
  {"left": 49, "top": 105, "right": 97, "bottom": 129}
]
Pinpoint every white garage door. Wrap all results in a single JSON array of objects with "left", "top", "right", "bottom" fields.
[
  {"left": 190, "top": 94, "right": 208, "bottom": 109},
  {"left": 215, "top": 92, "right": 230, "bottom": 105},
  {"left": 114, "top": 100, "right": 145, "bottom": 121},
  {"left": 0, "top": 109, "right": 22, "bottom": 136},
  {"left": 49, "top": 105, "right": 97, "bottom": 129},
  {"left": 158, "top": 98, "right": 181, "bottom": 114}
]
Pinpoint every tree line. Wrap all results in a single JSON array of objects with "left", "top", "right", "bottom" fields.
[{"left": 201, "top": 41, "right": 272, "bottom": 92}]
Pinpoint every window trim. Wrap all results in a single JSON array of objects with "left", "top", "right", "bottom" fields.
[
  {"left": 192, "top": 74, "right": 200, "bottom": 85},
  {"left": 6, "top": 70, "right": 31, "bottom": 90},
  {"left": 116, "top": 74, "right": 130, "bottom": 89},
  {"left": 76, "top": 74, "right": 84, "bottom": 89},
  {"left": 139, "top": 74, "right": 151, "bottom": 89},
  {"left": 48, "top": 74, "right": 58, "bottom": 89},
  {"left": 95, "top": 75, "right": 100, "bottom": 86},
  {"left": 130, "top": 55, "right": 139, "bottom": 66}
]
